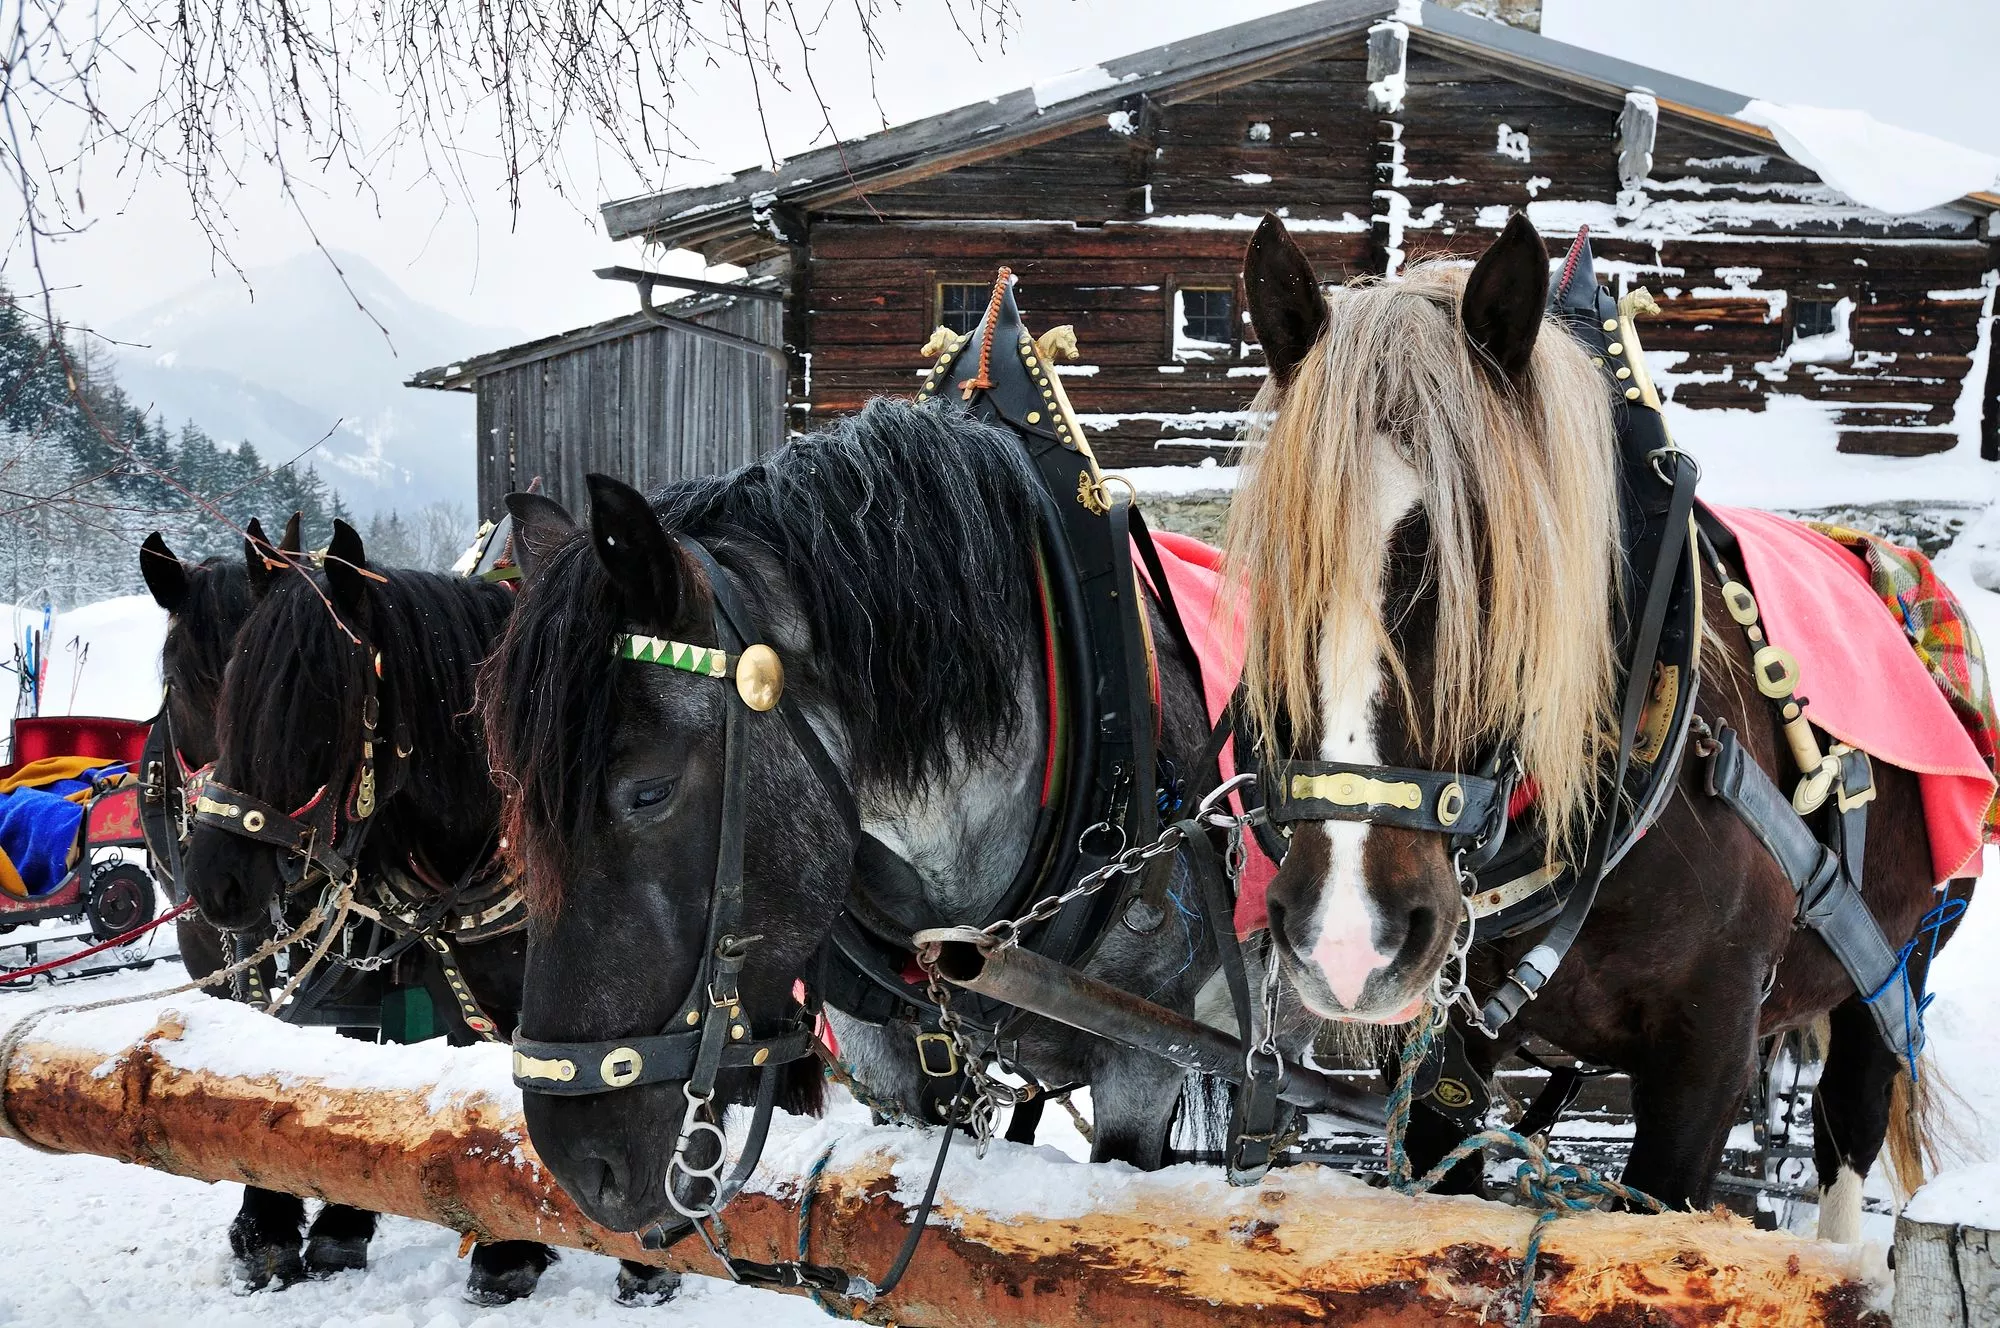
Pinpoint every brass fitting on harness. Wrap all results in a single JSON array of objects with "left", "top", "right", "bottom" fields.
[{"left": 1722, "top": 576, "right": 1836, "bottom": 814}]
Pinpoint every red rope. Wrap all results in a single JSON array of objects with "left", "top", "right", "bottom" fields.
[
  {"left": 960, "top": 267, "right": 1013, "bottom": 399},
  {"left": 1553, "top": 224, "right": 1590, "bottom": 303},
  {"left": 2, "top": 897, "right": 194, "bottom": 982}
]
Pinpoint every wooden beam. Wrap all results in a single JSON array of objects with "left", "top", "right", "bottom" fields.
[
  {"left": 595, "top": 267, "right": 787, "bottom": 302},
  {"left": 1, "top": 997, "right": 1882, "bottom": 1327}
]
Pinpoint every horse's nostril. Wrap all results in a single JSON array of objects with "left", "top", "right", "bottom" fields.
[
  {"left": 574, "top": 1156, "right": 617, "bottom": 1204},
  {"left": 1405, "top": 904, "right": 1437, "bottom": 959},
  {"left": 1266, "top": 900, "right": 1291, "bottom": 951}
]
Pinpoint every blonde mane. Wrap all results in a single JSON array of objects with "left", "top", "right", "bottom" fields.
[{"left": 1225, "top": 261, "right": 1621, "bottom": 853}]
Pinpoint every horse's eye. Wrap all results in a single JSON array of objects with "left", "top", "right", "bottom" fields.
[{"left": 631, "top": 778, "right": 677, "bottom": 810}]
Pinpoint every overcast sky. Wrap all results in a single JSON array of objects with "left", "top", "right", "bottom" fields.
[{"left": 4, "top": 0, "right": 1995, "bottom": 357}]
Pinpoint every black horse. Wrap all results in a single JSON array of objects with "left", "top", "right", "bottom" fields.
[
  {"left": 481, "top": 398, "right": 1217, "bottom": 1237},
  {"left": 177, "top": 521, "right": 679, "bottom": 1305},
  {"left": 143, "top": 522, "right": 435, "bottom": 1292}
]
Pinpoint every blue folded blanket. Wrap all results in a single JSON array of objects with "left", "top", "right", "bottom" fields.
[{"left": 0, "top": 773, "right": 95, "bottom": 896}]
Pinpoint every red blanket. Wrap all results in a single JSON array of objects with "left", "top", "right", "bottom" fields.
[
  {"left": 1715, "top": 506, "right": 1994, "bottom": 884},
  {"left": 1140, "top": 532, "right": 1276, "bottom": 936}
]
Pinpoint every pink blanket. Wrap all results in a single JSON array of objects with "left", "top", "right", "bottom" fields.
[
  {"left": 1141, "top": 532, "right": 1276, "bottom": 935},
  {"left": 1715, "top": 506, "right": 1993, "bottom": 884},
  {"left": 1143, "top": 511, "right": 1991, "bottom": 950}
]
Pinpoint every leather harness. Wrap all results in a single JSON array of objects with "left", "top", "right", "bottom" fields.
[
  {"left": 817, "top": 274, "right": 1200, "bottom": 1052},
  {"left": 1247, "top": 233, "right": 1934, "bottom": 1133}
]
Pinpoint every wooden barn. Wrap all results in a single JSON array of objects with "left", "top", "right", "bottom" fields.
[{"left": 413, "top": 0, "right": 2000, "bottom": 514}]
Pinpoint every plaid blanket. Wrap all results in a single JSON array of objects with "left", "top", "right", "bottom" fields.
[{"left": 1808, "top": 521, "right": 2000, "bottom": 843}]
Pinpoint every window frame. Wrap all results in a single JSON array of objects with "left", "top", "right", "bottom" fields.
[
  {"left": 1792, "top": 296, "right": 1841, "bottom": 343},
  {"left": 1169, "top": 280, "right": 1240, "bottom": 360},
  {"left": 935, "top": 280, "right": 994, "bottom": 337}
]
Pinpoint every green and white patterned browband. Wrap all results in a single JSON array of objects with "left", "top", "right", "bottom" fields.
[{"left": 616, "top": 633, "right": 729, "bottom": 677}]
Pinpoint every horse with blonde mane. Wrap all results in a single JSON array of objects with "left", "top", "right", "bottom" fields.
[{"left": 1227, "top": 211, "right": 1972, "bottom": 1227}]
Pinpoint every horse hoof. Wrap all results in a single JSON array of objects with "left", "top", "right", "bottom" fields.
[
  {"left": 228, "top": 1243, "right": 306, "bottom": 1293},
  {"left": 463, "top": 1266, "right": 543, "bottom": 1306},
  {"left": 616, "top": 1264, "right": 684, "bottom": 1307},
  {"left": 463, "top": 1242, "right": 556, "bottom": 1306},
  {"left": 303, "top": 1233, "right": 371, "bottom": 1277},
  {"left": 227, "top": 1215, "right": 305, "bottom": 1293}
]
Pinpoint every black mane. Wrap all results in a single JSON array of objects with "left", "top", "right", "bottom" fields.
[
  {"left": 161, "top": 557, "right": 253, "bottom": 764},
  {"left": 218, "top": 564, "right": 514, "bottom": 839},
  {"left": 484, "top": 398, "right": 1046, "bottom": 898}
]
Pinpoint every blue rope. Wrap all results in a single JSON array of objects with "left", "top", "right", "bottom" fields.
[
  {"left": 1384, "top": 1011, "right": 1663, "bottom": 1325},
  {"left": 798, "top": 1144, "right": 845, "bottom": 1318},
  {"left": 1861, "top": 897, "right": 1965, "bottom": 1081}
]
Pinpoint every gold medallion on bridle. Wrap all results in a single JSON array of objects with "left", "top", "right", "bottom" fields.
[
  {"left": 734, "top": 644, "right": 785, "bottom": 712},
  {"left": 600, "top": 1047, "right": 644, "bottom": 1088}
]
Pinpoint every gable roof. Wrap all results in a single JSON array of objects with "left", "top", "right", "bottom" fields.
[{"left": 600, "top": 0, "right": 2000, "bottom": 252}]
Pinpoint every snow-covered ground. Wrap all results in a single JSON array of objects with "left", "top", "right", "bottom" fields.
[{"left": 6, "top": 423, "right": 2000, "bottom": 1322}]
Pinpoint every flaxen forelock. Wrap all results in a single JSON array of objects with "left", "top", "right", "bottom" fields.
[{"left": 1225, "top": 261, "right": 1621, "bottom": 856}]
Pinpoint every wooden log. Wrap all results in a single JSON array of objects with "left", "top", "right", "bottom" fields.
[
  {"left": 1892, "top": 1171, "right": 2000, "bottom": 1327},
  {"left": 2, "top": 996, "right": 1883, "bottom": 1327}
]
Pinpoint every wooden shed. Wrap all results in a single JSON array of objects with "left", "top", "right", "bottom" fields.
[
  {"left": 409, "top": 283, "right": 785, "bottom": 514},
  {"left": 419, "top": 0, "right": 2000, "bottom": 504}
]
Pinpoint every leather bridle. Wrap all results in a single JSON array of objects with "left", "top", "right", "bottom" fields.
[
  {"left": 190, "top": 642, "right": 392, "bottom": 891},
  {"left": 1262, "top": 748, "right": 1521, "bottom": 875},
  {"left": 508, "top": 535, "right": 843, "bottom": 1238}
]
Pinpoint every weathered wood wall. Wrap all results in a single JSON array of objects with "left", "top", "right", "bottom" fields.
[
  {"left": 472, "top": 297, "right": 785, "bottom": 514},
  {"left": 791, "top": 37, "right": 1995, "bottom": 466}
]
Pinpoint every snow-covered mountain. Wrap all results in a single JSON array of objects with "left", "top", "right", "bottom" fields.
[{"left": 108, "top": 252, "right": 522, "bottom": 517}]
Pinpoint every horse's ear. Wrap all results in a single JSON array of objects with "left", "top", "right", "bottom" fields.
[
  {"left": 586, "top": 474, "right": 685, "bottom": 629},
  {"left": 1461, "top": 213, "right": 1549, "bottom": 386},
  {"left": 324, "top": 519, "right": 371, "bottom": 616},
  {"left": 1243, "top": 213, "right": 1329, "bottom": 390},
  {"left": 140, "top": 532, "right": 188, "bottom": 613},
  {"left": 504, "top": 492, "right": 578, "bottom": 587},
  {"left": 243, "top": 518, "right": 278, "bottom": 602},
  {"left": 279, "top": 511, "right": 302, "bottom": 556}
]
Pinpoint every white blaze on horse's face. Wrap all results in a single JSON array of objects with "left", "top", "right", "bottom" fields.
[{"left": 1300, "top": 441, "right": 1425, "bottom": 1019}]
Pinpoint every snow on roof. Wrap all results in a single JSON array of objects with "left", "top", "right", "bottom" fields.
[
  {"left": 1738, "top": 101, "right": 2000, "bottom": 215},
  {"left": 1032, "top": 64, "right": 1138, "bottom": 111}
]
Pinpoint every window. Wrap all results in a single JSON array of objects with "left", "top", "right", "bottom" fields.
[
  {"left": 1793, "top": 298, "right": 1839, "bottom": 341},
  {"left": 937, "top": 283, "right": 989, "bottom": 335},
  {"left": 1175, "top": 286, "right": 1236, "bottom": 357}
]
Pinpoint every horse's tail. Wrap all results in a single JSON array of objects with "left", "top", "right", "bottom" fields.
[{"left": 1885, "top": 1053, "right": 1965, "bottom": 1202}]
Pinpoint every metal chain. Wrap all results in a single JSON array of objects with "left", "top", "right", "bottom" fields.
[
  {"left": 978, "top": 771, "right": 1254, "bottom": 951},
  {"left": 915, "top": 952, "right": 1010, "bottom": 1152},
  {"left": 913, "top": 773, "right": 1260, "bottom": 1154},
  {"left": 1431, "top": 854, "right": 1482, "bottom": 1028}
]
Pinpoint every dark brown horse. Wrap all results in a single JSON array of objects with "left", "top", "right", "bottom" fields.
[{"left": 1229, "top": 212, "right": 1971, "bottom": 1230}]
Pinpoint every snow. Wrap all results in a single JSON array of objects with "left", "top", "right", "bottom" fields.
[
  {"left": 1903, "top": 1164, "right": 2000, "bottom": 1227},
  {"left": 1030, "top": 64, "right": 1135, "bottom": 111},
  {"left": 1103, "top": 459, "right": 1239, "bottom": 495},
  {"left": 1738, "top": 101, "right": 2000, "bottom": 215},
  {"left": 1664, "top": 395, "right": 1998, "bottom": 510},
  {"left": 2, "top": 596, "right": 168, "bottom": 727}
]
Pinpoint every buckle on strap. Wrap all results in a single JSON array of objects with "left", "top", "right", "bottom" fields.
[
  {"left": 1834, "top": 745, "right": 1875, "bottom": 814},
  {"left": 914, "top": 1032, "right": 960, "bottom": 1078}
]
